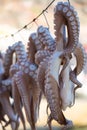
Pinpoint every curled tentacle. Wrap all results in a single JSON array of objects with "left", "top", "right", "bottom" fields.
[
  {"left": 73, "top": 43, "right": 87, "bottom": 75},
  {"left": 13, "top": 41, "right": 28, "bottom": 64},
  {"left": 3, "top": 46, "right": 14, "bottom": 77},
  {"left": 27, "top": 33, "right": 41, "bottom": 63},
  {"left": 54, "top": 2, "right": 80, "bottom": 54},
  {"left": 37, "top": 26, "right": 56, "bottom": 51},
  {"left": 35, "top": 26, "right": 56, "bottom": 65},
  {"left": 69, "top": 43, "right": 87, "bottom": 93},
  {"left": 5, "top": 41, "right": 38, "bottom": 81},
  {"left": 70, "top": 70, "right": 82, "bottom": 91},
  {"left": 44, "top": 52, "right": 67, "bottom": 125},
  {"left": 45, "top": 73, "right": 66, "bottom": 125},
  {"left": 35, "top": 50, "right": 51, "bottom": 65},
  {"left": 10, "top": 41, "right": 37, "bottom": 77},
  {"left": 3, "top": 41, "right": 27, "bottom": 77}
]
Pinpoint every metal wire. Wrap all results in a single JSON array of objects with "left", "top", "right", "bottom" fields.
[
  {"left": 68, "top": 0, "right": 70, "bottom": 6},
  {"left": 4, "top": 0, "right": 55, "bottom": 39}
]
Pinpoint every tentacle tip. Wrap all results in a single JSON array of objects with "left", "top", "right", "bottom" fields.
[
  {"left": 59, "top": 53, "right": 64, "bottom": 59},
  {"left": 61, "top": 119, "right": 73, "bottom": 130}
]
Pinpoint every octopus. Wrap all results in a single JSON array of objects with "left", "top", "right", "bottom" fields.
[
  {"left": 0, "top": 1, "right": 86, "bottom": 130},
  {"left": 36, "top": 1, "right": 87, "bottom": 130},
  {"left": 9, "top": 41, "right": 41, "bottom": 130},
  {"left": 0, "top": 52, "right": 19, "bottom": 130}
]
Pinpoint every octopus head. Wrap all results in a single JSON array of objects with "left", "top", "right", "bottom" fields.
[{"left": 60, "top": 81, "right": 75, "bottom": 111}]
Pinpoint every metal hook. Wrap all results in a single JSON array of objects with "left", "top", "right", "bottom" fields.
[{"left": 43, "top": 12, "right": 50, "bottom": 29}]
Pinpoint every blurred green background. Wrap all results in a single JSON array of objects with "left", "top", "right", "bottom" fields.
[{"left": 0, "top": 0, "right": 87, "bottom": 130}]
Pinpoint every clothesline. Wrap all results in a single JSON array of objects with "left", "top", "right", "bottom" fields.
[
  {"left": 0, "top": 0, "right": 70, "bottom": 40},
  {"left": 0, "top": 0, "right": 56, "bottom": 40}
]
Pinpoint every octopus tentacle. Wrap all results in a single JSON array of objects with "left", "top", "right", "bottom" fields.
[
  {"left": 3, "top": 46, "right": 14, "bottom": 77},
  {"left": 35, "top": 26, "right": 56, "bottom": 65},
  {"left": 70, "top": 70, "right": 82, "bottom": 92},
  {"left": 0, "top": 51, "right": 19, "bottom": 130},
  {"left": 12, "top": 77, "right": 26, "bottom": 130},
  {"left": 37, "top": 57, "right": 49, "bottom": 93},
  {"left": 14, "top": 71, "right": 37, "bottom": 130},
  {"left": 31, "top": 80, "right": 41, "bottom": 124},
  {"left": 45, "top": 73, "right": 66, "bottom": 125},
  {"left": 10, "top": 63, "right": 19, "bottom": 77},
  {"left": 2, "top": 78, "right": 12, "bottom": 86},
  {"left": 27, "top": 33, "right": 38, "bottom": 63},
  {"left": 13, "top": 41, "right": 28, "bottom": 64},
  {"left": 37, "top": 26, "right": 56, "bottom": 51},
  {"left": 10, "top": 41, "right": 41, "bottom": 130},
  {"left": 60, "top": 55, "right": 71, "bottom": 76},
  {"left": 35, "top": 50, "right": 51, "bottom": 65},
  {"left": 68, "top": 43, "right": 87, "bottom": 93},
  {"left": 0, "top": 103, "right": 9, "bottom": 128},
  {"left": 27, "top": 32, "right": 44, "bottom": 63},
  {"left": 11, "top": 41, "right": 38, "bottom": 77},
  {"left": 3, "top": 41, "right": 27, "bottom": 77},
  {"left": 59, "top": 44, "right": 86, "bottom": 109},
  {"left": 54, "top": 2, "right": 80, "bottom": 54},
  {"left": 14, "top": 72, "right": 31, "bottom": 123},
  {"left": 1, "top": 78, "right": 12, "bottom": 94},
  {"left": 44, "top": 52, "right": 67, "bottom": 125},
  {"left": 47, "top": 115, "right": 53, "bottom": 130},
  {"left": 73, "top": 43, "right": 87, "bottom": 75},
  {"left": 0, "top": 90, "right": 18, "bottom": 123}
]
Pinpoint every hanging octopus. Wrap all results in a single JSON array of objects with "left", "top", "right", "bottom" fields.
[
  {"left": 9, "top": 41, "right": 41, "bottom": 130},
  {"left": 1, "top": 1, "right": 86, "bottom": 130},
  {"left": 9, "top": 29, "right": 56, "bottom": 130},
  {"left": 35, "top": 25, "right": 71, "bottom": 128},
  {"left": 36, "top": 2, "right": 87, "bottom": 130},
  {"left": 26, "top": 23, "right": 86, "bottom": 130},
  {"left": 0, "top": 52, "right": 19, "bottom": 130}
]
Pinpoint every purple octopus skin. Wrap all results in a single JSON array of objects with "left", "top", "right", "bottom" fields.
[
  {"left": 3, "top": 27, "right": 85, "bottom": 130},
  {"left": 3, "top": 6, "right": 86, "bottom": 129},
  {"left": 35, "top": 7, "right": 86, "bottom": 130},
  {"left": 0, "top": 52, "right": 19, "bottom": 130},
  {"left": 0, "top": 88, "right": 18, "bottom": 128},
  {"left": 9, "top": 41, "right": 41, "bottom": 130}
]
